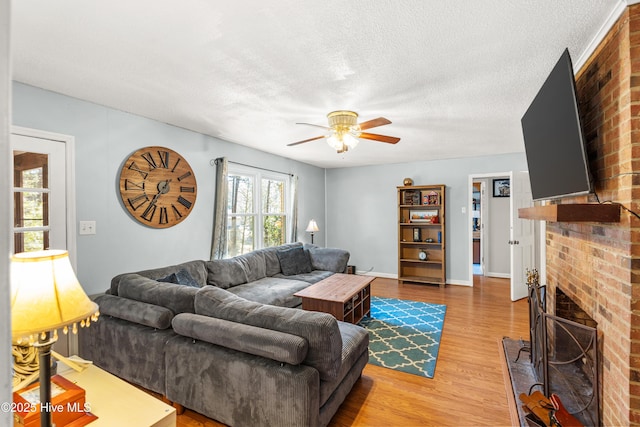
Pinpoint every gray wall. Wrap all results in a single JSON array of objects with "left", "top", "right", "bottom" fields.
[
  {"left": 12, "top": 82, "right": 326, "bottom": 295},
  {"left": 1, "top": 0, "right": 12, "bottom": 421},
  {"left": 325, "top": 154, "right": 527, "bottom": 284}
]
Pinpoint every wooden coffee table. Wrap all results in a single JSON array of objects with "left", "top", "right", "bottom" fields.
[{"left": 294, "top": 273, "right": 374, "bottom": 324}]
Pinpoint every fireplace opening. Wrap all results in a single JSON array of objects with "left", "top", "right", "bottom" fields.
[{"left": 527, "top": 284, "right": 600, "bottom": 426}]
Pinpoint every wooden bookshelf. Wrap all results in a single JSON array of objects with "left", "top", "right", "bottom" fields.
[{"left": 397, "top": 184, "right": 446, "bottom": 287}]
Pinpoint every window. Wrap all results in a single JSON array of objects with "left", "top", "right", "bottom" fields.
[
  {"left": 226, "top": 165, "right": 290, "bottom": 257},
  {"left": 13, "top": 152, "right": 49, "bottom": 252}
]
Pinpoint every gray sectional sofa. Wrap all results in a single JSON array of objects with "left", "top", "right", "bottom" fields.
[{"left": 79, "top": 243, "right": 369, "bottom": 427}]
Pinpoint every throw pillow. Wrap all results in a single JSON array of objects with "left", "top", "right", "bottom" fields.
[
  {"left": 276, "top": 247, "right": 312, "bottom": 276},
  {"left": 158, "top": 269, "right": 200, "bottom": 287}
]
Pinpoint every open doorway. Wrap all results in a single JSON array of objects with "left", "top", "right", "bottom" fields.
[
  {"left": 468, "top": 172, "right": 511, "bottom": 284},
  {"left": 471, "top": 180, "right": 484, "bottom": 275}
]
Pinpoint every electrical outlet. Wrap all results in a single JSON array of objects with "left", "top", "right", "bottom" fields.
[{"left": 79, "top": 221, "right": 96, "bottom": 235}]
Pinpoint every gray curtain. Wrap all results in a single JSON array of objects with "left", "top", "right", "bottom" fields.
[
  {"left": 289, "top": 175, "right": 298, "bottom": 243},
  {"left": 210, "top": 157, "right": 228, "bottom": 260}
]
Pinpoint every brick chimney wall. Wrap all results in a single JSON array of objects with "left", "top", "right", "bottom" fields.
[{"left": 545, "top": 5, "right": 640, "bottom": 425}]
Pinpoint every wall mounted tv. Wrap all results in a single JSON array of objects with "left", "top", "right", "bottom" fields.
[{"left": 521, "top": 48, "right": 593, "bottom": 201}]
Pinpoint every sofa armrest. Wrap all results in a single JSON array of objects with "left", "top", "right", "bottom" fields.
[
  {"left": 304, "top": 245, "right": 350, "bottom": 273},
  {"left": 95, "top": 294, "right": 174, "bottom": 330},
  {"left": 172, "top": 313, "right": 308, "bottom": 365}
]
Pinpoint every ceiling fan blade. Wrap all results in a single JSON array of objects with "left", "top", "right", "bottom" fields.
[
  {"left": 287, "top": 135, "right": 326, "bottom": 146},
  {"left": 296, "top": 122, "right": 332, "bottom": 130},
  {"left": 359, "top": 132, "right": 400, "bottom": 144},
  {"left": 358, "top": 117, "right": 392, "bottom": 131}
]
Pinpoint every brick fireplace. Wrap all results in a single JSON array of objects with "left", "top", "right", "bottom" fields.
[{"left": 544, "top": 4, "right": 640, "bottom": 425}]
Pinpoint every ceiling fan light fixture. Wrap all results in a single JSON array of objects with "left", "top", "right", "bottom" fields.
[
  {"left": 326, "top": 133, "right": 344, "bottom": 151},
  {"left": 288, "top": 110, "right": 398, "bottom": 152},
  {"left": 343, "top": 132, "right": 359, "bottom": 149}
]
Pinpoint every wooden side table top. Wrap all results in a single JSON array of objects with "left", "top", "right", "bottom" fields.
[
  {"left": 294, "top": 273, "right": 374, "bottom": 302},
  {"left": 58, "top": 363, "right": 176, "bottom": 427}
]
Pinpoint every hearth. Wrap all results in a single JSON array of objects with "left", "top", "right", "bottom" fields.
[{"left": 526, "top": 276, "right": 600, "bottom": 426}]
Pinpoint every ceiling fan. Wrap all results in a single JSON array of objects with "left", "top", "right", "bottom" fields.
[{"left": 287, "top": 110, "right": 400, "bottom": 153}]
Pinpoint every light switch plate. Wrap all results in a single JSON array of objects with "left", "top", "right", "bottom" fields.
[{"left": 79, "top": 221, "right": 96, "bottom": 235}]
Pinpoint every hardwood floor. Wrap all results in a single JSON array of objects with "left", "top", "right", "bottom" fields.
[{"left": 173, "top": 275, "right": 529, "bottom": 427}]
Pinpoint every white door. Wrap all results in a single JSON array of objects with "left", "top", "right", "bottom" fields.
[
  {"left": 11, "top": 129, "right": 75, "bottom": 355},
  {"left": 11, "top": 133, "right": 67, "bottom": 253},
  {"left": 510, "top": 171, "right": 535, "bottom": 301}
]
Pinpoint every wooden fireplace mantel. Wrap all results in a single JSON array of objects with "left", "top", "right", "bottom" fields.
[{"left": 518, "top": 203, "right": 621, "bottom": 222}]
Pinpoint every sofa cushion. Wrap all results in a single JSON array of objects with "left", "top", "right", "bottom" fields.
[
  {"left": 206, "top": 258, "right": 247, "bottom": 289},
  {"left": 304, "top": 245, "right": 350, "bottom": 273},
  {"left": 195, "top": 286, "right": 342, "bottom": 380},
  {"left": 158, "top": 269, "right": 201, "bottom": 288},
  {"left": 96, "top": 294, "right": 174, "bottom": 330},
  {"left": 277, "top": 247, "right": 312, "bottom": 276},
  {"left": 272, "top": 270, "right": 334, "bottom": 284},
  {"left": 226, "top": 277, "right": 310, "bottom": 307},
  {"left": 172, "top": 313, "right": 308, "bottom": 365},
  {"left": 235, "top": 251, "right": 267, "bottom": 282},
  {"left": 110, "top": 260, "right": 207, "bottom": 295},
  {"left": 118, "top": 274, "right": 198, "bottom": 314},
  {"left": 259, "top": 243, "right": 303, "bottom": 276}
]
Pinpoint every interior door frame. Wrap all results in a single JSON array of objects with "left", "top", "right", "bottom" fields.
[
  {"left": 11, "top": 126, "right": 77, "bottom": 266},
  {"left": 467, "top": 171, "right": 511, "bottom": 286}
]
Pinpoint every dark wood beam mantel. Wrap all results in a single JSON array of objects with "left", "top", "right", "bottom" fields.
[{"left": 518, "top": 203, "right": 620, "bottom": 222}]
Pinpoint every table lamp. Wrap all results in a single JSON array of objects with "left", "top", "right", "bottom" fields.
[
  {"left": 305, "top": 219, "right": 319, "bottom": 244},
  {"left": 11, "top": 250, "right": 99, "bottom": 427}
]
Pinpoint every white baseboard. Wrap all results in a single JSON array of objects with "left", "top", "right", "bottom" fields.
[
  {"left": 447, "top": 279, "right": 472, "bottom": 287},
  {"left": 486, "top": 272, "right": 510, "bottom": 279},
  {"left": 359, "top": 271, "right": 472, "bottom": 287}
]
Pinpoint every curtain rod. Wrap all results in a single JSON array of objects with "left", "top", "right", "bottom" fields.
[{"left": 210, "top": 158, "right": 293, "bottom": 177}]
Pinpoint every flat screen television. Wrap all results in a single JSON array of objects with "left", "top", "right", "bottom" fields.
[{"left": 521, "top": 48, "right": 593, "bottom": 201}]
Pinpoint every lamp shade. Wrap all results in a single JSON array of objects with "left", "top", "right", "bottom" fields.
[
  {"left": 11, "top": 250, "right": 99, "bottom": 341},
  {"left": 305, "top": 219, "right": 319, "bottom": 233}
]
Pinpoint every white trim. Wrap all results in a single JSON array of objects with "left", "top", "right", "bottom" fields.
[
  {"left": 363, "top": 271, "right": 472, "bottom": 287},
  {"left": 486, "top": 272, "right": 511, "bottom": 279},
  {"left": 574, "top": 1, "right": 629, "bottom": 71},
  {"left": 467, "top": 171, "right": 511, "bottom": 285},
  {"left": 226, "top": 163, "right": 291, "bottom": 251},
  {"left": 362, "top": 271, "right": 396, "bottom": 279},
  {"left": 11, "top": 126, "right": 77, "bottom": 268}
]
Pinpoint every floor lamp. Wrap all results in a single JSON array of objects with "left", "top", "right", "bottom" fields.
[
  {"left": 11, "top": 250, "right": 99, "bottom": 427},
  {"left": 306, "top": 219, "right": 319, "bottom": 244}
]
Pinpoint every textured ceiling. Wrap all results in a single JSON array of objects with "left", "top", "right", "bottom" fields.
[{"left": 11, "top": 0, "right": 628, "bottom": 168}]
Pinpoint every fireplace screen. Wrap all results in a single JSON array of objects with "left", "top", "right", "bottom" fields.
[{"left": 543, "top": 313, "right": 599, "bottom": 426}]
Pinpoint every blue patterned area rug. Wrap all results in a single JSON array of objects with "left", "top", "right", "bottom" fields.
[{"left": 359, "top": 296, "right": 446, "bottom": 378}]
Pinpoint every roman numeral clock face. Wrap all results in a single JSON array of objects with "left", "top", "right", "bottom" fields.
[{"left": 119, "top": 146, "right": 197, "bottom": 228}]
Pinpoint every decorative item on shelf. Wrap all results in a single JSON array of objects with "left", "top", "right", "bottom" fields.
[
  {"left": 430, "top": 215, "right": 439, "bottom": 224},
  {"left": 418, "top": 249, "right": 428, "bottom": 260},
  {"left": 306, "top": 219, "right": 319, "bottom": 244},
  {"left": 409, "top": 210, "right": 438, "bottom": 222},
  {"left": 403, "top": 190, "right": 420, "bottom": 205},
  {"left": 11, "top": 250, "right": 100, "bottom": 427},
  {"left": 425, "top": 238, "right": 434, "bottom": 243},
  {"left": 413, "top": 228, "right": 421, "bottom": 242},
  {"left": 423, "top": 191, "right": 440, "bottom": 205},
  {"left": 403, "top": 177, "right": 413, "bottom": 186}
]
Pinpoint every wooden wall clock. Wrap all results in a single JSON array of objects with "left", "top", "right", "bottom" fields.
[{"left": 119, "top": 146, "right": 197, "bottom": 228}]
